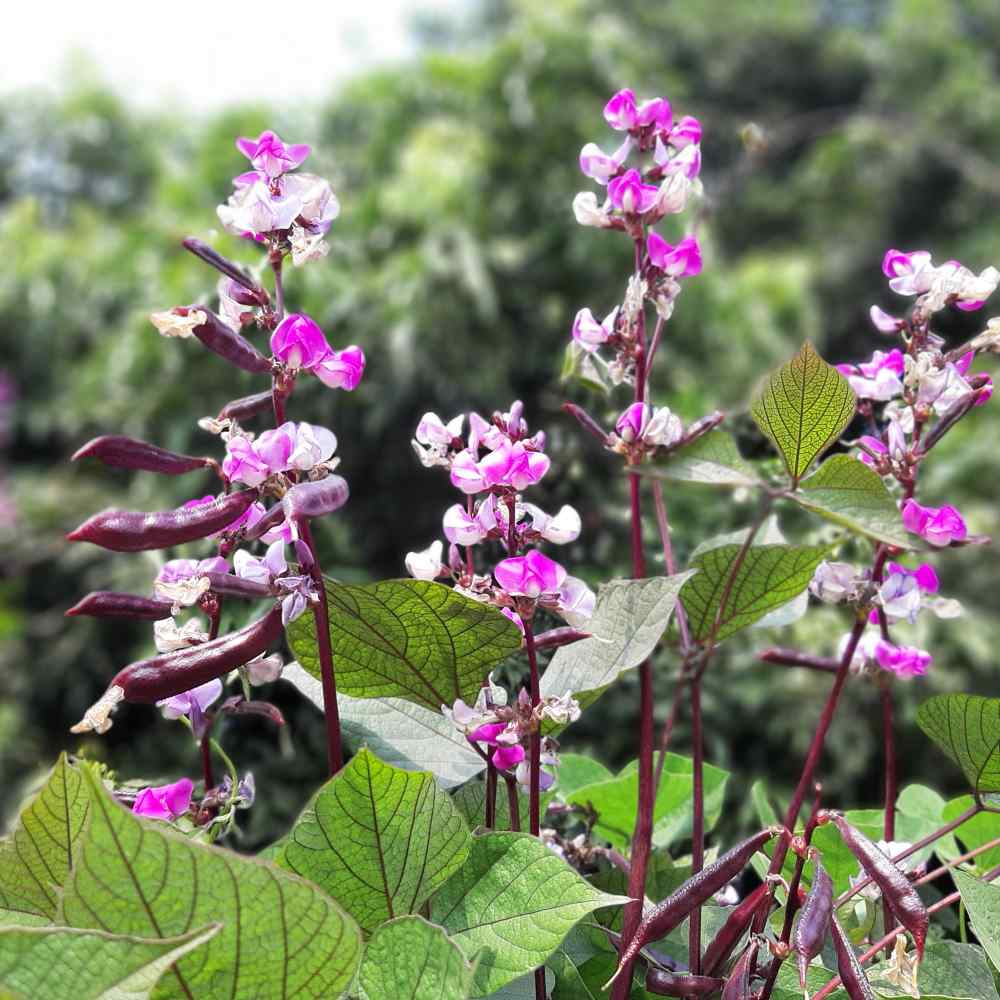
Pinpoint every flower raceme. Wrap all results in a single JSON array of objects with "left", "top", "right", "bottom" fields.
[
  {"left": 881, "top": 248, "right": 1000, "bottom": 313},
  {"left": 222, "top": 421, "right": 338, "bottom": 488}
]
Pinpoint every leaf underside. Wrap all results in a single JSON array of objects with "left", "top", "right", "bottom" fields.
[
  {"left": 636, "top": 430, "right": 763, "bottom": 488},
  {"left": 917, "top": 694, "right": 1000, "bottom": 796}
]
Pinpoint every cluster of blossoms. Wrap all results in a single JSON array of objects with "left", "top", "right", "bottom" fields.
[
  {"left": 407, "top": 402, "right": 593, "bottom": 789},
  {"left": 569, "top": 89, "right": 703, "bottom": 390}
]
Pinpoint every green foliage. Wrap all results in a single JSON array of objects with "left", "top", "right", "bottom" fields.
[
  {"left": 681, "top": 542, "right": 831, "bottom": 642},
  {"left": 278, "top": 748, "right": 469, "bottom": 933},
  {"left": 357, "top": 916, "right": 476, "bottom": 1000},
  {"left": 451, "top": 777, "right": 529, "bottom": 834},
  {"left": 954, "top": 872, "right": 1000, "bottom": 973},
  {"left": 539, "top": 575, "right": 692, "bottom": 709},
  {"left": 286, "top": 579, "right": 523, "bottom": 710},
  {"left": 870, "top": 941, "right": 999, "bottom": 1000},
  {"left": 429, "top": 832, "right": 627, "bottom": 995},
  {"left": 0, "top": 924, "right": 220, "bottom": 1000},
  {"left": 751, "top": 342, "right": 857, "bottom": 484},
  {"left": 0, "top": 753, "right": 88, "bottom": 924},
  {"left": 790, "top": 454, "right": 911, "bottom": 548},
  {"left": 917, "top": 695, "right": 1000, "bottom": 795},
  {"left": 938, "top": 796, "right": 1000, "bottom": 875},
  {"left": 637, "top": 430, "right": 764, "bottom": 488},
  {"left": 60, "top": 768, "right": 362, "bottom": 999}
]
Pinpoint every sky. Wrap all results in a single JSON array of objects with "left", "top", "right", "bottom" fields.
[{"left": 3, "top": 0, "right": 465, "bottom": 111}]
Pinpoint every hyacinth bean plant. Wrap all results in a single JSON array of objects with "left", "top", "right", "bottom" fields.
[{"left": 2, "top": 91, "right": 1000, "bottom": 1000}]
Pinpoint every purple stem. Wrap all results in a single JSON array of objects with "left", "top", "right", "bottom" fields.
[{"left": 688, "top": 674, "right": 704, "bottom": 974}]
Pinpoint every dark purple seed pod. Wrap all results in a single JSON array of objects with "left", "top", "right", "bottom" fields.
[
  {"left": 203, "top": 572, "right": 271, "bottom": 600},
  {"left": 218, "top": 390, "right": 274, "bottom": 423},
  {"left": 610, "top": 827, "right": 782, "bottom": 986},
  {"left": 112, "top": 604, "right": 283, "bottom": 702},
  {"left": 827, "top": 812, "right": 928, "bottom": 960},
  {"left": 793, "top": 853, "right": 833, "bottom": 988},
  {"left": 182, "top": 238, "right": 268, "bottom": 302},
  {"left": 282, "top": 476, "right": 349, "bottom": 521},
  {"left": 830, "top": 914, "right": 877, "bottom": 1000},
  {"left": 703, "top": 883, "right": 770, "bottom": 977},
  {"left": 72, "top": 435, "right": 211, "bottom": 475},
  {"left": 645, "top": 969, "right": 724, "bottom": 997},
  {"left": 218, "top": 697, "right": 285, "bottom": 727},
  {"left": 533, "top": 627, "right": 591, "bottom": 650},
  {"left": 67, "top": 490, "right": 256, "bottom": 552},
  {"left": 721, "top": 942, "right": 755, "bottom": 1000},
  {"left": 243, "top": 502, "right": 286, "bottom": 542},
  {"left": 66, "top": 591, "right": 173, "bottom": 621},
  {"left": 191, "top": 308, "right": 273, "bottom": 374}
]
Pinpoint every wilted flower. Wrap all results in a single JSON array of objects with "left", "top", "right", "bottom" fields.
[{"left": 149, "top": 308, "right": 205, "bottom": 339}]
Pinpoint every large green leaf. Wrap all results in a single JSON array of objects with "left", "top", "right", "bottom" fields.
[
  {"left": 551, "top": 754, "right": 614, "bottom": 799},
  {"left": 789, "top": 455, "right": 911, "bottom": 548},
  {"left": 279, "top": 748, "right": 470, "bottom": 933},
  {"left": 917, "top": 695, "right": 1000, "bottom": 795},
  {"left": 938, "top": 796, "right": 1000, "bottom": 875},
  {"left": 869, "top": 940, "right": 999, "bottom": 1000},
  {"left": 286, "top": 578, "right": 524, "bottom": 711},
  {"left": 358, "top": 916, "right": 476, "bottom": 1000},
  {"left": 954, "top": 872, "right": 1000, "bottom": 973},
  {"left": 429, "top": 832, "right": 628, "bottom": 996},
  {"left": 0, "top": 753, "right": 89, "bottom": 924},
  {"left": 60, "top": 769, "right": 362, "bottom": 999},
  {"left": 539, "top": 575, "right": 693, "bottom": 709},
  {"left": 635, "top": 430, "right": 764, "bottom": 488},
  {"left": 566, "top": 753, "right": 729, "bottom": 851},
  {"left": 283, "top": 662, "right": 488, "bottom": 788},
  {"left": 681, "top": 543, "right": 830, "bottom": 643},
  {"left": 751, "top": 341, "right": 856, "bottom": 484},
  {"left": 0, "top": 924, "right": 219, "bottom": 1000}
]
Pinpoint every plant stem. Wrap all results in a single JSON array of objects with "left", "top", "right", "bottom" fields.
[
  {"left": 504, "top": 773, "right": 521, "bottom": 831},
  {"left": 523, "top": 618, "right": 542, "bottom": 837},
  {"left": 651, "top": 478, "right": 691, "bottom": 651},
  {"left": 272, "top": 255, "right": 285, "bottom": 322},
  {"left": 688, "top": 673, "right": 704, "bottom": 974},
  {"left": 880, "top": 676, "right": 898, "bottom": 953},
  {"left": 200, "top": 601, "right": 222, "bottom": 790},
  {"left": 915, "top": 834, "right": 1000, "bottom": 888},
  {"left": 485, "top": 763, "right": 497, "bottom": 829},
  {"left": 757, "top": 648, "right": 839, "bottom": 672},
  {"left": 653, "top": 678, "right": 685, "bottom": 789},
  {"left": 298, "top": 519, "right": 344, "bottom": 775}
]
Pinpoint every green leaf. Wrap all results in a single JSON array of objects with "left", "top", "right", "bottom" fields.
[
  {"left": 279, "top": 748, "right": 470, "bottom": 933},
  {"left": 636, "top": 430, "right": 763, "bottom": 488},
  {"left": 550, "top": 950, "right": 655, "bottom": 999},
  {"left": 681, "top": 543, "right": 830, "bottom": 643},
  {"left": 286, "top": 578, "right": 524, "bottom": 711},
  {"left": 429, "top": 832, "right": 628, "bottom": 996},
  {"left": 451, "top": 777, "right": 530, "bottom": 834},
  {"left": 0, "top": 753, "right": 89, "bottom": 923},
  {"left": 939, "top": 796, "right": 1000, "bottom": 875},
  {"left": 869, "top": 940, "right": 999, "bottom": 1000},
  {"left": 0, "top": 924, "right": 219, "bottom": 1000},
  {"left": 284, "top": 662, "right": 488, "bottom": 788},
  {"left": 917, "top": 694, "right": 1000, "bottom": 795},
  {"left": 552, "top": 755, "right": 614, "bottom": 799},
  {"left": 955, "top": 872, "right": 1000, "bottom": 973},
  {"left": 751, "top": 341, "right": 856, "bottom": 484},
  {"left": 358, "top": 916, "right": 476, "bottom": 1000},
  {"left": 481, "top": 970, "right": 554, "bottom": 999},
  {"left": 60, "top": 768, "right": 362, "bottom": 999},
  {"left": 566, "top": 753, "right": 729, "bottom": 852},
  {"left": 588, "top": 850, "right": 689, "bottom": 933},
  {"left": 539, "top": 575, "right": 693, "bottom": 709},
  {"left": 789, "top": 455, "right": 911, "bottom": 548}
]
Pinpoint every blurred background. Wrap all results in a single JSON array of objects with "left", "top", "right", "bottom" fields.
[{"left": 2, "top": 0, "right": 998, "bottom": 848}]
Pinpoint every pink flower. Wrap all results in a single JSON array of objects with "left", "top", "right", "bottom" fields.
[
  {"left": 480, "top": 441, "right": 551, "bottom": 490},
  {"left": 616, "top": 402, "right": 649, "bottom": 442},
  {"left": 492, "top": 744, "right": 526, "bottom": 771},
  {"left": 604, "top": 89, "right": 638, "bottom": 131},
  {"left": 494, "top": 550, "right": 567, "bottom": 598},
  {"left": 636, "top": 97, "right": 672, "bottom": 130},
  {"left": 901, "top": 500, "right": 967, "bottom": 547},
  {"left": 314, "top": 345, "right": 365, "bottom": 390},
  {"left": 874, "top": 640, "right": 932, "bottom": 678},
  {"left": 501, "top": 607, "right": 525, "bottom": 635},
  {"left": 669, "top": 116, "right": 702, "bottom": 148},
  {"left": 607, "top": 169, "right": 659, "bottom": 215},
  {"left": 857, "top": 435, "right": 887, "bottom": 468},
  {"left": 270, "top": 313, "right": 331, "bottom": 371},
  {"left": 443, "top": 502, "right": 495, "bottom": 546},
  {"left": 882, "top": 249, "right": 935, "bottom": 295},
  {"left": 836, "top": 349, "right": 904, "bottom": 401},
  {"left": 217, "top": 179, "right": 301, "bottom": 239},
  {"left": 572, "top": 307, "right": 617, "bottom": 352},
  {"left": 222, "top": 435, "right": 272, "bottom": 487},
  {"left": 157, "top": 679, "right": 223, "bottom": 738},
  {"left": 132, "top": 778, "right": 194, "bottom": 821},
  {"left": 156, "top": 555, "right": 228, "bottom": 585},
  {"left": 236, "top": 131, "right": 310, "bottom": 179},
  {"left": 449, "top": 450, "right": 490, "bottom": 494},
  {"left": 869, "top": 306, "right": 902, "bottom": 333},
  {"left": 579, "top": 137, "right": 632, "bottom": 184},
  {"left": 647, "top": 232, "right": 702, "bottom": 276}
]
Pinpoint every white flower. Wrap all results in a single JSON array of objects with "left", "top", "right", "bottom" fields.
[
  {"left": 405, "top": 541, "right": 445, "bottom": 581},
  {"left": 153, "top": 617, "right": 209, "bottom": 653},
  {"left": 572, "top": 191, "right": 613, "bottom": 228},
  {"left": 153, "top": 574, "right": 211, "bottom": 609},
  {"left": 290, "top": 225, "right": 329, "bottom": 266},
  {"left": 217, "top": 179, "right": 301, "bottom": 237},
  {"left": 246, "top": 653, "right": 285, "bottom": 685},
  {"left": 150, "top": 308, "right": 205, "bottom": 339},
  {"left": 655, "top": 170, "right": 692, "bottom": 215},
  {"left": 644, "top": 407, "right": 684, "bottom": 448},
  {"left": 539, "top": 693, "right": 582, "bottom": 725},
  {"left": 555, "top": 576, "right": 596, "bottom": 627},
  {"left": 810, "top": 562, "right": 859, "bottom": 604}
]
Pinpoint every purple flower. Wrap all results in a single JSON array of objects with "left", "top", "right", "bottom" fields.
[
  {"left": 157, "top": 679, "right": 223, "bottom": 739},
  {"left": 555, "top": 576, "right": 596, "bottom": 627},
  {"left": 616, "top": 402, "right": 649, "bottom": 442},
  {"left": 494, "top": 550, "right": 567, "bottom": 599},
  {"left": 315, "top": 345, "right": 365, "bottom": 390},
  {"left": 901, "top": 499, "right": 967, "bottom": 546},
  {"left": 449, "top": 450, "right": 490, "bottom": 494},
  {"left": 836, "top": 349, "right": 904, "bottom": 401},
  {"left": 236, "top": 131, "right": 311, "bottom": 179},
  {"left": 604, "top": 89, "right": 638, "bottom": 131},
  {"left": 234, "top": 540, "right": 287, "bottom": 586},
  {"left": 874, "top": 640, "right": 932, "bottom": 678},
  {"left": 222, "top": 435, "right": 272, "bottom": 487},
  {"left": 225, "top": 422, "right": 338, "bottom": 486},
  {"left": 607, "top": 169, "right": 659, "bottom": 215},
  {"left": 492, "top": 744, "right": 526, "bottom": 771},
  {"left": 270, "top": 313, "right": 331, "bottom": 371},
  {"left": 669, "top": 115, "right": 702, "bottom": 148},
  {"left": 479, "top": 441, "right": 551, "bottom": 490},
  {"left": 636, "top": 97, "right": 672, "bottom": 130},
  {"left": 857, "top": 435, "right": 888, "bottom": 468},
  {"left": 882, "top": 249, "right": 935, "bottom": 295},
  {"left": 647, "top": 232, "right": 702, "bottom": 276},
  {"left": 217, "top": 179, "right": 302, "bottom": 239},
  {"left": 443, "top": 503, "right": 495, "bottom": 546},
  {"left": 132, "top": 778, "right": 193, "bottom": 821},
  {"left": 501, "top": 607, "right": 526, "bottom": 635},
  {"left": 572, "top": 307, "right": 617, "bottom": 352},
  {"left": 869, "top": 306, "right": 902, "bottom": 333},
  {"left": 579, "top": 137, "right": 632, "bottom": 184}
]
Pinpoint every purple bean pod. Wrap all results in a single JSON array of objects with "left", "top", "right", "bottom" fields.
[
  {"left": 721, "top": 942, "right": 755, "bottom": 1000},
  {"left": 182, "top": 238, "right": 268, "bottom": 303},
  {"left": 533, "top": 627, "right": 591, "bottom": 650},
  {"left": 793, "top": 852, "right": 833, "bottom": 988},
  {"left": 191, "top": 308, "right": 273, "bottom": 374},
  {"left": 112, "top": 604, "right": 283, "bottom": 702},
  {"left": 282, "top": 476, "right": 350, "bottom": 521},
  {"left": 645, "top": 969, "right": 724, "bottom": 997},
  {"left": 703, "top": 882, "right": 770, "bottom": 977},
  {"left": 827, "top": 812, "right": 928, "bottom": 960},
  {"left": 830, "top": 914, "right": 877, "bottom": 1000},
  {"left": 243, "top": 502, "right": 287, "bottom": 542},
  {"left": 610, "top": 827, "right": 782, "bottom": 985},
  {"left": 67, "top": 490, "right": 257, "bottom": 552},
  {"left": 203, "top": 572, "right": 271, "bottom": 600},
  {"left": 72, "top": 435, "right": 212, "bottom": 475},
  {"left": 218, "top": 390, "right": 275, "bottom": 423},
  {"left": 65, "top": 591, "right": 174, "bottom": 621}
]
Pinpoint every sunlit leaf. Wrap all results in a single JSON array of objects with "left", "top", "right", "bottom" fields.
[
  {"left": 279, "top": 748, "right": 470, "bottom": 933},
  {"left": 917, "top": 694, "right": 1000, "bottom": 795},
  {"left": 286, "top": 578, "right": 523, "bottom": 711},
  {"left": 751, "top": 341, "right": 856, "bottom": 484},
  {"left": 954, "top": 872, "right": 1000, "bottom": 973},
  {"left": 636, "top": 430, "right": 763, "bottom": 488},
  {"left": 869, "top": 940, "right": 999, "bottom": 1000},
  {"left": 938, "top": 796, "right": 1000, "bottom": 875}
]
